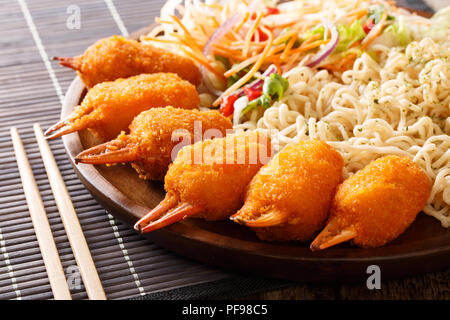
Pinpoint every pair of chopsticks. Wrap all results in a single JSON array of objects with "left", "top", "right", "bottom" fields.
[{"left": 10, "top": 124, "right": 106, "bottom": 300}]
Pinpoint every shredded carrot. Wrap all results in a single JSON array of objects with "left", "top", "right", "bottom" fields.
[
  {"left": 347, "top": 9, "right": 367, "bottom": 26},
  {"left": 243, "top": 11, "right": 263, "bottom": 58},
  {"left": 280, "top": 40, "right": 327, "bottom": 58},
  {"left": 231, "top": 40, "right": 268, "bottom": 47},
  {"left": 319, "top": 55, "right": 341, "bottom": 70},
  {"left": 200, "top": 3, "right": 223, "bottom": 10},
  {"left": 211, "top": 16, "right": 221, "bottom": 28},
  {"left": 283, "top": 52, "right": 301, "bottom": 72},
  {"left": 320, "top": 62, "right": 340, "bottom": 71},
  {"left": 272, "top": 57, "right": 282, "bottom": 74},
  {"left": 296, "top": 20, "right": 322, "bottom": 33},
  {"left": 356, "top": 9, "right": 368, "bottom": 19},
  {"left": 273, "top": 30, "right": 297, "bottom": 46},
  {"left": 156, "top": 16, "right": 209, "bottom": 56},
  {"left": 270, "top": 16, "right": 319, "bottom": 31},
  {"left": 338, "top": 53, "right": 357, "bottom": 71},
  {"left": 223, "top": 44, "right": 285, "bottom": 78},
  {"left": 140, "top": 36, "right": 180, "bottom": 45},
  {"left": 223, "top": 55, "right": 259, "bottom": 77},
  {"left": 212, "top": 47, "right": 244, "bottom": 60},
  {"left": 212, "top": 50, "right": 243, "bottom": 61},
  {"left": 287, "top": 39, "right": 329, "bottom": 55},
  {"left": 272, "top": 21, "right": 297, "bottom": 29},
  {"left": 338, "top": 54, "right": 358, "bottom": 72},
  {"left": 349, "top": 40, "right": 362, "bottom": 48},
  {"left": 302, "top": 33, "right": 321, "bottom": 46},
  {"left": 211, "top": 43, "right": 242, "bottom": 53},
  {"left": 142, "top": 36, "right": 218, "bottom": 70},
  {"left": 198, "top": 23, "right": 210, "bottom": 39},
  {"left": 268, "top": 34, "right": 320, "bottom": 62},
  {"left": 144, "top": 33, "right": 223, "bottom": 79},
  {"left": 149, "top": 0, "right": 400, "bottom": 95},
  {"left": 229, "top": 30, "right": 243, "bottom": 42},
  {"left": 169, "top": 33, "right": 204, "bottom": 55},
  {"left": 280, "top": 35, "right": 297, "bottom": 60},
  {"left": 169, "top": 15, "right": 205, "bottom": 52},
  {"left": 295, "top": 4, "right": 322, "bottom": 16},
  {"left": 214, "top": 26, "right": 274, "bottom": 106},
  {"left": 253, "top": 28, "right": 260, "bottom": 43},
  {"left": 346, "top": 8, "right": 367, "bottom": 18},
  {"left": 322, "top": 52, "right": 356, "bottom": 72},
  {"left": 180, "top": 47, "right": 224, "bottom": 79},
  {"left": 170, "top": 15, "right": 191, "bottom": 35},
  {"left": 234, "top": 12, "right": 250, "bottom": 33}
]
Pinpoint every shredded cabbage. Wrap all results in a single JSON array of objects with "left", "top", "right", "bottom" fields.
[
  {"left": 382, "top": 15, "right": 411, "bottom": 47},
  {"left": 335, "top": 20, "right": 365, "bottom": 52},
  {"left": 427, "top": 6, "right": 450, "bottom": 39},
  {"left": 301, "top": 25, "right": 325, "bottom": 42}
]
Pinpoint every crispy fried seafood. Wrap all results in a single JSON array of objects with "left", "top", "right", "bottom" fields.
[
  {"left": 311, "top": 155, "right": 431, "bottom": 250},
  {"left": 231, "top": 140, "right": 343, "bottom": 242},
  {"left": 54, "top": 36, "right": 201, "bottom": 88},
  {"left": 75, "top": 107, "right": 232, "bottom": 181},
  {"left": 45, "top": 73, "right": 199, "bottom": 141},
  {"left": 134, "top": 131, "right": 272, "bottom": 233}
]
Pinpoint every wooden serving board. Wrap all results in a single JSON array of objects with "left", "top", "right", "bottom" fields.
[{"left": 60, "top": 9, "right": 450, "bottom": 282}]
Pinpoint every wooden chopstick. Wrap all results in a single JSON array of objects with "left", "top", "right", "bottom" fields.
[
  {"left": 33, "top": 123, "right": 107, "bottom": 300},
  {"left": 10, "top": 127, "right": 72, "bottom": 300}
]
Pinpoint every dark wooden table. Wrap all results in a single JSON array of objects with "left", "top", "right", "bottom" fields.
[{"left": 245, "top": 271, "right": 450, "bottom": 299}]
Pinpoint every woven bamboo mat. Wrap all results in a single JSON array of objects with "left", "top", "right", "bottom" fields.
[{"left": 0, "top": 0, "right": 294, "bottom": 300}]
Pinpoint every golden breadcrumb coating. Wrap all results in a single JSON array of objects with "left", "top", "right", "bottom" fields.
[
  {"left": 72, "top": 36, "right": 201, "bottom": 88},
  {"left": 328, "top": 155, "right": 431, "bottom": 247},
  {"left": 164, "top": 131, "right": 272, "bottom": 220},
  {"left": 233, "top": 140, "right": 344, "bottom": 241},
  {"left": 125, "top": 107, "right": 232, "bottom": 180},
  {"left": 69, "top": 73, "right": 199, "bottom": 141}
]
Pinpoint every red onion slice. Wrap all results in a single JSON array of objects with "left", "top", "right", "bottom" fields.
[
  {"left": 200, "top": 0, "right": 262, "bottom": 95},
  {"left": 200, "top": 13, "right": 242, "bottom": 96},
  {"left": 231, "top": 64, "right": 278, "bottom": 98},
  {"left": 305, "top": 22, "right": 339, "bottom": 68},
  {"left": 203, "top": 13, "right": 243, "bottom": 57},
  {"left": 247, "top": 64, "right": 277, "bottom": 90}
]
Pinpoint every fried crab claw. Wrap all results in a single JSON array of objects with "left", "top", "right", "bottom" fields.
[
  {"left": 230, "top": 209, "right": 289, "bottom": 227},
  {"left": 134, "top": 131, "right": 272, "bottom": 234},
  {"left": 44, "top": 113, "right": 87, "bottom": 140},
  {"left": 73, "top": 107, "right": 232, "bottom": 181},
  {"left": 310, "top": 155, "right": 431, "bottom": 251},
  {"left": 52, "top": 56, "right": 79, "bottom": 70},
  {"left": 309, "top": 222, "right": 357, "bottom": 251},
  {"left": 74, "top": 137, "right": 140, "bottom": 165},
  {"left": 134, "top": 193, "right": 203, "bottom": 233},
  {"left": 44, "top": 73, "right": 199, "bottom": 141},
  {"left": 52, "top": 35, "right": 201, "bottom": 88},
  {"left": 230, "top": 140, "right": 343, "bottom": 242}
]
